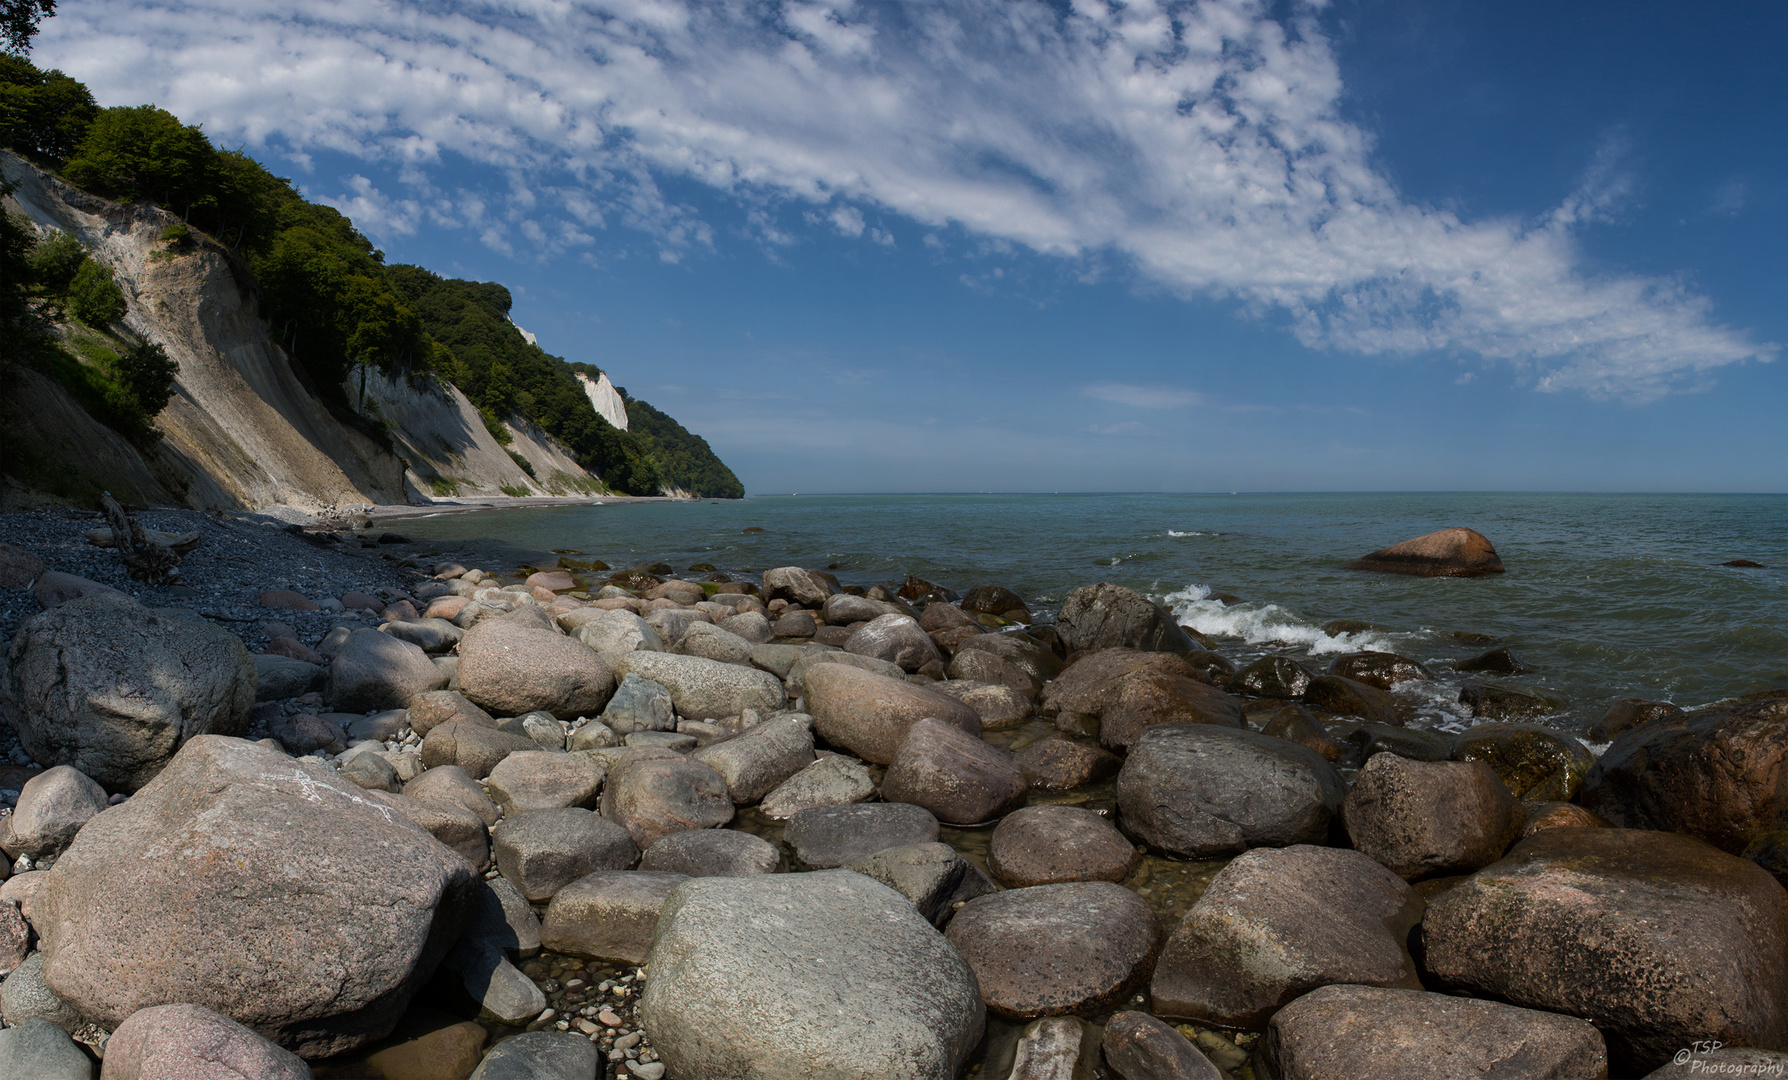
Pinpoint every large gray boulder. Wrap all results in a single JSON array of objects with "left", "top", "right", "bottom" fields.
[
  {"left": 456, "top": 619, "right": 614, "bottom": 720},
  {"left": 845, "top": 613, "right": 943, "bottom": 673},
  {"left": 691, "top": 713, "right": 815, "bottom": 804},
  {"left": 784, "top": 650, "right": 905, "bottom": 697},
  {"left": 785, "top": 802, "right": 942, "bottom": 868},
  {"left": 406, "top": 690, "right": 496, "bottom": 736},
  {"left": 484, "top": 751, "right": 604, "bottom": 815},
  {"left": 1116, "top": 726, "right": 1345, "bottom": 859},
  {"left": 0, "top": 952, "right": 81, "bottom": 1030},
  {"left": 760, "top": 567, "right": 837, "bottom": 607},
  {"left": 1054, "top": 584, "right": 1194, "bottom": 654},
  {"left": 419, "top": 721, "right": 538, "bottom": 780},
  {"left": 986, "top": 805, "right": 1136, "bottom": 887},
  {"left": 568, "top": 608, "right": 664, "bottom": 665},
  {"left": 640, "top": 828, "right": 781, "bottom": 877},
  {"left": 467, "top": 1030, "right": 601, "bottom": 1080},
  {"left": 326, "top": 627, "right": 448, "bottom": 713},
  {"left": 539, "top": 869, "right": 688, "bottom": 965},
  {"left": 1342, "top": 753, "right": 1521, "bottom": 880},
  {"left": 758, "top": 755, "right": 877, "bottom": 819},
  {"left": 1262, "top": 984, "right": 1605, "bottom": 1080},
  {"left": 881, "top": 717, "right": 1026, "bottom": 825},
  {"left": 844, "top": 843, "right": 996, "bottom": 927},
  {"left": 599, "top": 673, "right": 676, "bottom": 735},
  {"left": 613, "top": 652, "right": 785, "bottom": 721},
  {"left": 640, "top": 870, "right": 984, "bottom": 1080},
  {"left": 1422, "top": 827, "right": 1788, "bottom": 1074},
  {"left": 1, "top": 593, "right": 255, "bottom": 791},
  {"left": 599, "top": 752, "right": 734, "bottom": 850},
  {"left": 804, "top": 664, "right": 981, "bottom": 766},
  {"left": 1, "top": 765, "right": 108, "bottom": 860},
  {"left": 491, "top": 807, "right": 640, "bottom": 902},
  {"left": 34, "top": 736, "right": 477, "bottom": 1058},
  {"left": 1150, "top": 845, "right": 1424, "bottom": 1028},
  {"left": 675, "top": 621, "right": 755, "bottom": 666},
  {"left": 103, "top": 1002, "right": 311, "bottom": 1080},
  {"left": 253, "top": 653, "right": 324, "bottom": 701}
]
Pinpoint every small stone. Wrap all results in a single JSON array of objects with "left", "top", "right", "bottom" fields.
[{"left": 599, "top": 1010, "right": 623, "bottom": 1027}]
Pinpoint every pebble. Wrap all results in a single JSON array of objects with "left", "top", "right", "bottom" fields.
[{"left": 598, "top": 1010, "right": 624, "bottom": 1027}]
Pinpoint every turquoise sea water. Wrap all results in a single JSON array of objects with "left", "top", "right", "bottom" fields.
[{"left": 383, "top": 493, "right": 1786, "bottom": 735}]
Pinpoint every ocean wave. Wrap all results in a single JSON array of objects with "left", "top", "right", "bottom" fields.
[
  {"left": 1166, "top": 530, "right": 1208, "bottom": 537},
  {"left": 1163, "top": 583, "right": 1402, "bottom": 657}
]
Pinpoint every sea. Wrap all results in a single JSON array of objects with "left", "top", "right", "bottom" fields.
[{"left": 382, "top": 492, "right": 1786, "bottom": 737}]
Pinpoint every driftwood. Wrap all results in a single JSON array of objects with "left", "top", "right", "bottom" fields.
[
  {"left": 84, "top": 526, "right": 202, "bottom": 553},
  {"left": 100, "top": 492, "right": 184, "bottom": 585}
]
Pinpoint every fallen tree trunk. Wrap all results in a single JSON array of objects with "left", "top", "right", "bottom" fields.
[{"left": 101, "top": 492, "right": 184, "bottom": 586}]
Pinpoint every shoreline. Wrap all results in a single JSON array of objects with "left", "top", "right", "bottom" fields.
[{"left": 364, "top": 493, "right": 716, "bottom": 525}]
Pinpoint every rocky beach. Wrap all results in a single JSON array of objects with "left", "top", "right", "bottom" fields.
[{"left": 0, "top": 506, "right": 1782, "bottom": 1080}]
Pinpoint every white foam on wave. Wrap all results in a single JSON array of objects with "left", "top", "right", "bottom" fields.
[
  {"left": 1163, "top": 583, "right": 1403, "bottom": 657},
  {"left": 1166, "top": 530, "right": 1208, "bottom": 537}
]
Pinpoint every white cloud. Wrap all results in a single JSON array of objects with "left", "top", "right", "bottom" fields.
[
  {"left": 1084, "top": 383, "right": 1205, "bottom": 409},
  {"left": 38, "top": 0, "right": 1775, "bottom": 398}
]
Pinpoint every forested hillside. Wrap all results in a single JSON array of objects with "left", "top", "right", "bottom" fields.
[{"left": 1, "top": 53, "right": 743, "bottom": 498}]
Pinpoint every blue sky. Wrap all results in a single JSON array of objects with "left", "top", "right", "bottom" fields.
[{"left": 36, "top": 0, "right": 1787, "bottom": 493}]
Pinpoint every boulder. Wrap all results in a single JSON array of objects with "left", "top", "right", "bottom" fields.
[
  {"left": 961, "top": 585, "right": 1027, "bottom": 619},
  {"left": 2, "top": 594, "right": 255, "bottom": 791},
  {"left": 1342, "top": 722, "right": 1454, "bottom": 763},
  {"left": 0, "top": 952, "right": 81, "bottom": 1029},
  {"left": 746, "top": 642, "right": 831, "bottom": 680},
  {"left": 1578, "top": 691, "right": 1788, "bottom": 854},
  {"left": 690, "top": 713, "right": 815, "bottom": 803},
  {"left": 803, "top": 664, "right": 981, "bottom": 766},
  {"left": 1, "top": 765, "right": 108, "bottom": 860},
  {"left": 32, "top": 570, "right": 123, "bottom": 609},
  {"left": 450, "top": 940, "right": 546, "bottom": 1026},
  {"left": 987, "top": 805, "right": 1136, "bottom": 887},
  {"left": 1116, "top": 726, "right": 1344, "bottom": 859},
  {"left": 0, "top": 904, "right": 28, "bottom": 971},
  {"left": 598, "top": 673, "right": 676, "bottom": 735},
  {"left": 460, "top": 876, "right": 542, "bottom": 957},
  {"left": 1096, "top": 669, "right": 1245, "bottom": 753},
  {"left": 1421, "top": 827, "right": 1788, "bottom": 1074},
  {"left": 770, "top": 611, "right": 817, "bottom": 638},
  {"left": 1589, "top": 698, "right": 1684, "bottom": 743},
  {"left": 675, "top": 620, "right": 755, "bottom": 666},
  {"left": 1261, "top": 705, "right": 1347, "bottom": 763},
  {"left": 719, "top": 609, "right": 774, "bottom": 645},
  {"left": 465, "top": 1030, "right": 600, "bottom": 1080},
  {"left": 1302, "top": 675, "right": 1401, "bottom": 724},
  {"left": 760, "top": 566, "right": 837, "bottom": 607},
  {"left": 1342, "top": 754, "right": 1521, "bottom": 880},
  {"left": 406, "top": 691, "right": 495, "bottom": 736},
  {"left": 757, "top": 755, "right": 877, "bottom": 819},
  {"left": 613, "top": 652, "right": 785, "bottom": 722},
  {"left": 325, "top": 628, "right": 448, "bottom": 714},
  {"left": 1261, "top": 984, "right": 1607, "bottom": 1080},
  {"left": 419, "top": 722, "right": 538, "bottom": 780},
  {"left": 1520, "top": 800, "right": 1609, "bottom": 838},
  {"left": 103, "top": 1002, "right": 311, "bottom": 1080},
  {"left": 253, "top": 653, "right": 324, "bottom": 702},
  {"left": 0, "top": 1017, "right": 90, "bottom": 1080},
  {"left": 1344, "top": 527, "right": 1505, "bottom": 577},
  {"left": 784, "top": 650, "right": 905, "bottom": 696},
  {"left": 567, "top": 719, "right": 619, "bottom": 752},
  {"left": 405, "top": 764, "right": 500, "bottom": 826},
  {"left": 845, "top": 613, "right": 944, "bottom": 673},
  {"left": 1150, "top": 845, "right": 1424, "bottom": 1027},
  {"left": 881, "top": 718, "right": 1027, "bottom": 825},
  {"left": 1002, "top": 1016, "right": 1086, "bottom": 1080},
  {"left": 945, "top": 648, "right": 1037, "bottom": 697},
  {"left": 379, "top": 617, "right": 463, "bottom": 654},
  {"left": 567, "top": 607, "right": 665, "bottom": 665},
  {"left": 525, "top": 570, "right": 576, "bottom": 592},
  {"left": 1101, "top": 1011, "right": 1224, "bottom": 1080},
  {"left": 1456, "top": 645, "right": 1530, "bottom": 674},
  {"left": 483, "top": 751, "right": 604, "bottom": 814},
  {"left": 1326, "top": 651, "right": 1432, "bottom": 689},
  {"left": 1054, "top": 584, "right": 1195, "bottom": 654},
  {"left": 0, "top": 541, "right": 47, "bottom": 589},
  {"left": 491, "top": 807, "right": 640, "bottom": 902},
  {"left": 341, "top": 751, "right": 401, "bottom": 793},
  {"left": 640, "top": 828, "right": 780, "bottom": 877},
  {"left": 945, "top": 882, "right": 1160, "bottom": 1018},
  {"left": 640, "top": 871, "right": 983, "bottom": 1080},
  {"left": 456, "top": 620, "right": 613, "bottom": 721},
  {"left": 1451, "top": 721, "right": 1596, "bottom": 801},
  {"left": 933, "top": 680, "right": 1035, "bottom": 731},
  {"left": 844, "top": 842, "right": 997, "bottom": 927},
  {"left": 600, "top": 752, "right": 733, "bottom": 850},
  {"left": 1224, "top": 656, "right": 1313, "bottom": 700},
  {"left": 373, "top": 791, "right": 490, "bottom": 869},
  {"left": 784, "top": 802, "right": 941, "bottom": 868},
  {"left": 1459, "top": 682, "right": 1559, "bottom": 722},
  {"left": 1013, "top": 735, "right": 1121, "bottom": 791},
  {"left": 34, "top": 736, "right": 477, "bottom": 1058},
  {"left": 539, "top": 869, "right": 688, "bottom": 965}
]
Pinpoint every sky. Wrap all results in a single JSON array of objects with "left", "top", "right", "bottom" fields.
[{"left": 34, "top": 0, "right": 1788, "bottom": 493}]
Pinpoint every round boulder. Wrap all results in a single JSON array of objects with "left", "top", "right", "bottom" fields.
[
  {"left": 987, "top": 805, "right": 1137, "bottom": 887},
  {"left": 784, "top": 802, "right": 941, "bottom": 868},
  {"left": 1451, "top": 721, "right": 1596, "bottom": 801},
  {"left": 1342, "top": 754, "right": 1521, "bottom": 881},
  {"left": 599, "top": 753, "right": 734, "bottom": 850},
  {"left": 639, "top": 828, "right": 780, "bottom": 877},
  {"left": 881, "top": 717, "right": 1027, "bottom": 826},
  {"left": 1344, "top": 527, "right": 1505, "bottom": 577},
  {"left": 845, "top": 613, "right": 943, "bottom": 673},
  {"left": 456, "top": 620, "right": 614, "bottom": 720},
  {"left": 945, "top": 881, "right": 1160, "bottom": 1018},
  {"left": 326, "top": 628, "right": 449, "bottom": 714},
  {"left": 803, "top": 664, "right": 981, "bottom": 766},
  {"left": 103, "top": 1002, "right": 311, "bottom": 1079},
  {"left": 1054, "top": 584, "right": 1195, "bottom": 654}
]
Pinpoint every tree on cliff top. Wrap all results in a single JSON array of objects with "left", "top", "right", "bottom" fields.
[
  {"left": 1, "top": 0, "right": 54, "bottom": 58},
  {"left": 61, "top": 105, "right": 213, "bottom": 209}
]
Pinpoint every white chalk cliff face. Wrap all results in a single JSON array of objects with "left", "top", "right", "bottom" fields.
[{"left": 576, "top": 371, "right": 629, "bottom": 431}]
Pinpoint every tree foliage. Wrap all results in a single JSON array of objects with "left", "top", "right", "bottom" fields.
[
  {"left": 625, "top": 397, "right": 745, "bottom": 499},
  {"left": 0, "top": 0, "right": 53, "bottom": 59},
  {"left": 115, "top": 339, "right": 177, "bottom": 417},
  {"left": 24, "top": 226, "right": 82, "bottom": 291},
  {"left": 68, "top": 258, "right": 124, "bottom": 325},
  {"left": 0, "top": 53, "right": 94, "bottom": 163}
]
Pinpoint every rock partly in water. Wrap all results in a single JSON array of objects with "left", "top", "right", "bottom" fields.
[
  {"left": 466, "top": 1030, "right": 601, "bottom": 1080},
  {"left": 640, "top": 870, "right": 984, "bottom": 1080},
  {"left": 1451, "top": 721, "right": 1596, "bottom": 801},
  {"left": 1054, "top": 584, "right": 1195, "bottom": 655},
  {"left": 844, "top": 842, "right": 996, "bottom": 928},
  {"left": 987, "top": 805, "right": 1137, "bottom": 887},
  {"left": 1101, "top": 1011, "right": 1224, "bottom": 1080},
  {"left": 1344, "top": 527, "right": 1505, "bottom": 578}
]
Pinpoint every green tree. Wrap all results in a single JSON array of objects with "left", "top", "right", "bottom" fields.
[
  {"left": 0, "top": 186, "right": 50, "bottom": 366},
  {"left": 114, "top": 339, "right": 177, "bottom": 416},
  {"left": 67, "top": 259, "right": 124, "bottom": 325},
  {"left": 1, "top": 0, "right": 53, "bottom": 58},
  {"left": 62, "top": 104, "right": 215, "bottom": 208},
  {"left": 0, "top": 55, "right": 95, "bottom": 163},
  {"left": 25, "top": 227, "right": 83, "bottom": 292}
]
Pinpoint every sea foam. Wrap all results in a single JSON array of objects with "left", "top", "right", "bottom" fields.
[{"left": 1164, "top": 583, "right": 1401, "bottom": 657}]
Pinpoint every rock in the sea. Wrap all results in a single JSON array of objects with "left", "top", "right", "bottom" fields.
[
  {"left": 599, "top": 752, "right": 734, "bottom": 850},
  {"left": 103, "top": 1002, "right": 311, "bottom": 1079},
  {"left": 1, "top": 765, "right": 108, "bottom": 860},
  {"left": 1, "top": 594, "right": 255, "bottom": 792},
  {"left": 1344, "top": 527, "right": 1505, "bottom": 577},
  {"left": 1261, "top": 984, "right": 1607, "bottom": 1080},
  {"left": 1588, "top": 697, "right": 1684, "bottom": 743},
  {"left": 1039, "top": 650, "right": 1239, "bottom": 747},
  {"left": 844, "top": 842, "right": 996, "bottom": 928},
  {"left": 1116, "top": 726, "right": 1344, "bottom": 859},
  {"left": 1101, "top": 1011, "right": 1224, "bottom": 1080},
  {"left": 804, "top": 664, "right": 981, "bottom": 765},
  {"left": 326, "top": 627, "right": 449, "bottom": 714},
  {"left": 881, "top": 717, "right": 1027, "bottom": 825},
  {"left": 845, "top": 613, "right": 943, "bottom": 673},
  {"left": 640, "top": 828, "right": 780, "bottom": 877},
  {"left": 1422, "top": 827, "right": 1788, "bottom": 1074},
  {"left": 466, "top": 1030, "right": 600, "bottom": 1080},
  {"left": 456, "top": 619, "right": 614, "bottom": 720},
  {"left": 0, "top": 1016, "right": 91, "bottom": 1080},
  {"left": 1302, "top": 675, "right": 1401, "bottom": 725},
  {"left": 641, "top": 870, "right": 984, "bottom": 1080},
  {"left": 757, "top": 754, "right": 877, "bottom": 819},
  {"left": 540, "top": 869, "right": 689, "bottom": 965},
  {"left": 491, "top": 807, "right": 641, "bottom": 902},
  {"left": 987, "top": 805, "right": 1137, "bottom": 887},
  {"left": 1342, "top": 754, "right": 1521, "bottom": 880},
  {"left": 760, "top": 566, "right": 837, "bottom": 607},
  {"left": 34, "top": 736, "right": 477, "bottom": 1058},
  {"left": 1261, "top": 705, "right": 1348, "bottom": 763},
  {"left": 945, "top": 881, "right": 1159, "bottom": 1019},
  {"left": 1451, "top": 721, "right": 1596, "bottom": 801},
  {"left": 784, "top": 802, "right": 941, "bottom": 868},
  {"left": 1458, "top": 682, "right": 1559, "bottom": 722},
  {"left": 1150, "top": 845, "right": 1423, "bottom": 1027},
  {"left": 614, "top": 652, "right": 785, "bottom": 722},
  {"left": 484, "top": 751, "right": 604, "bottom": 814},
  {"left": 1054, "top": 584, "right": 1195, "bottom": 654},
  {"left": 1578, "top": 690, "right": 1788, "bottom": 854},
  {"left": 1224, "top": 655, "right": 1313, "bottom": 699},
  {"left": 1326, "top": 651, "right": 1433, "bottom": 689}
]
